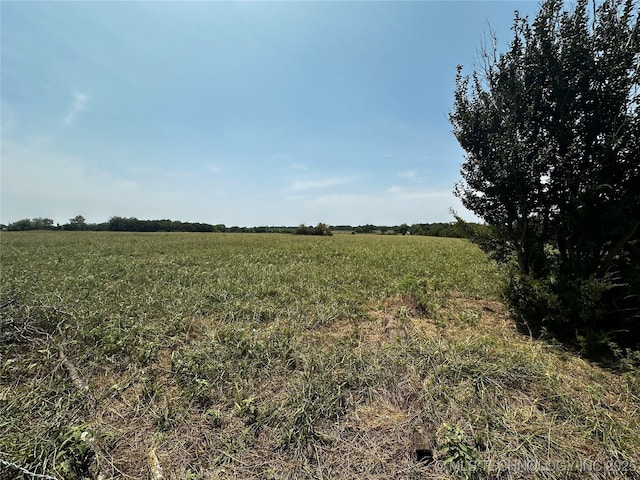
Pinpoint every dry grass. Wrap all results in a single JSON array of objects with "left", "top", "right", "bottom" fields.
[{"left": 1, "top": 232, "right": 638, "bottom": 479}]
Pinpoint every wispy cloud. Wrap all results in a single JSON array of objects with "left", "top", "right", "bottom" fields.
[
  {"left": 384, "top": 185, "right": 449, "bottom": 200},
  {"left": 385, "top": 185, "right": 406, "bottom": 194},
  {"left": 397, "top": 170, "right": 417, "bottom": 179},
  {"left": 286, "top": 188, "right": 473, "bottom": 225},
  {"left": 288, "top": 176, "right": 356, "bottom": 191},
  {"left": 206, "top": 165, "right": 222, "bottom": 174},
  {"left": 290, "top": 162, "right": 313, "bottom": 172},
  {"left": 64, "top": 91, "right": 89, "bottom": 125},
  {"left": 0, "top": 137, "right": 203, "bottom": 223}
]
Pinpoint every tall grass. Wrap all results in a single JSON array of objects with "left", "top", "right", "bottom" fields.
[{"left": 1, "top": 232, "right": 638, "bottom": 479}]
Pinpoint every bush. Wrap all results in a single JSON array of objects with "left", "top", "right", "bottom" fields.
[
  {"left": 450, "top": 0, "right": 640, "bottom": 356},
  {"left": 293, "top": 223, "right": 333, "bottom": 236}
]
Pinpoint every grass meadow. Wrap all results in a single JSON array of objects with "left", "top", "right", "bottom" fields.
[{"left": 1, "top": 232, "right": 639, "bottom": 479}]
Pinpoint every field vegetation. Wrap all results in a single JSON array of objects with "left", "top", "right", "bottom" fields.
[{"left": 1, "top": 232, "right": 639, "bottom": 479}]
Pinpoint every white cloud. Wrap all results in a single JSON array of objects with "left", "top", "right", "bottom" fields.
[
  {"left": 0, "top": 138, "right": 179, "bottom": 223},
  {"left": 63, "top": 91, "right": 89, "bottom": 125},
  {"left": 288, "top": 176, "right": 356, "bottom": 191},
  {"left": 0, "top": 133, "right": 479, "bottom": 226},
  {"left": 397, "top": 170, "right": 417, "bottom": 179},
  {"left": 385, "top": 185, "right": 405, "bottom": 194},
  {"left": 289, "top": 162, "right": 313, "bottom": 172},
  {"left": 278, "top": 186, "right": 480, "bottom": 226}
]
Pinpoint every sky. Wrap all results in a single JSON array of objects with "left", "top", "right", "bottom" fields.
[{"left": 1, "top": 0, "right": 543, "bottom": 227}]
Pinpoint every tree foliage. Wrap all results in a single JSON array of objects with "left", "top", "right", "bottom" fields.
[
  {"left": 451, "top": 0, "right": 639, "bottom": 354},
  {"left": 6, "top": 218, "right": 54, "bottom": 231},
  {"left": 105, "top": 217, "right": 222, "bottom": 232},
  {"left": 64, "top": 215, "right": 88, "bottom": 231},
  {"left": 293, "top": 223, "right": 333, "bottom": 236}
]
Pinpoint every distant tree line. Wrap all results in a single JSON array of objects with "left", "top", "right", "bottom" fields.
[
  {"left": 293, "top": 223, "right": 332, "bottom": 236},
  {"left": 3, "top": 217, "right": 55, "bottom": 231},
  {"left": 3, "top": 216, "right": 225, "bottom": 233},
  {"left": 104, "top": 217, "right": 225, "bottom": 233},
  {"left": 3, "top": 215, "right": 487, "bottom": 239},
  {"left": 343, "top": 221, "right": 489, "bottom": 238}
]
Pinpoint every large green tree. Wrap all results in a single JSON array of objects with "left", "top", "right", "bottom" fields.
[{"left": 450, "top": 0, "right": 639, "bottom": 354}]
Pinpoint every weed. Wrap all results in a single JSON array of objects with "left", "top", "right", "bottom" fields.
[
  {"left": 54, "top": 424, "right": 96, "bottom": 479},
  {"left": 436, "top": 423, "right": 478, "bottom": 480},
  {"left": 234, "top": 394, "right": 262, "bottom": 432}
]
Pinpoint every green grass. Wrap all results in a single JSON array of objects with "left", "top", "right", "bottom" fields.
[{"left": 1, "top": 232, "right": 638, "bottom": 479}]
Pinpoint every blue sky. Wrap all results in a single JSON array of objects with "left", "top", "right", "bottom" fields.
[{"left": 1, "top": 0, "right": 542, "bottom": 227}]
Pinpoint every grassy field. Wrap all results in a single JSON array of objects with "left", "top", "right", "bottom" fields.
[{"left": 1, "top": 232, "right": 639, "bottom": 479}]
